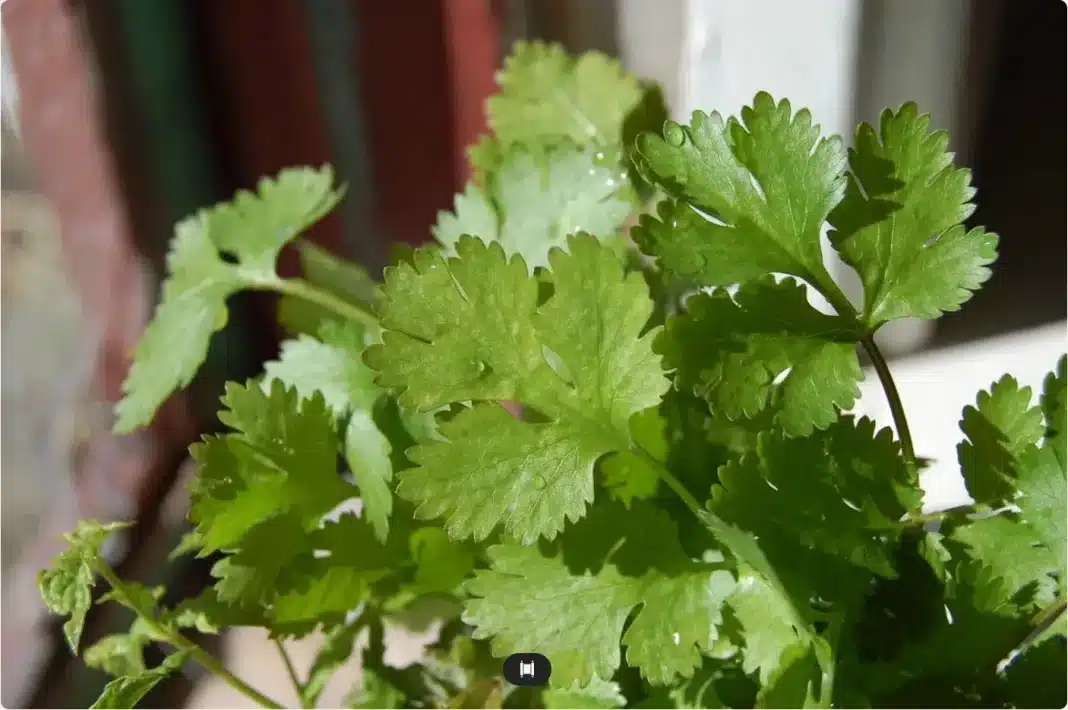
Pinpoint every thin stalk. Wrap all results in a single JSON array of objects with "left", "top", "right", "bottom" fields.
[
  {"left": 273, "top": 638, "right": 307, "bottom": 707},
  {"left": 861, "top": 336, "right": 918, "bottom": 479},
  {"left": 96, "top": 565, "right": 284, "bottom": 709},
  {"left": 632, "top": 446, "right": 710, "bottom": 526},
  {"left": 998, "top": 597, "right": 1068, "bottom": 674},
  {"left": 267, "top": 276, "right": 379, "bottom": 328}
]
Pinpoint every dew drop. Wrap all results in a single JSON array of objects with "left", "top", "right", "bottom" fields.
[{"left": 664, "top": 123, "right": 685, "bottom": 147}]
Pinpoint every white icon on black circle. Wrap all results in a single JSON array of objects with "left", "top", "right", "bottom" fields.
[{"left": 503, "top": 653, "right": 551, "bottom": 686}]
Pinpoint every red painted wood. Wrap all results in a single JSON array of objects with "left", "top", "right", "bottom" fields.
[
  {"left": 442, "top": 0, "right": 502, "bottom": 184},
  {"left": 194, "top": 0, "right": 344, "bottom": 273}
]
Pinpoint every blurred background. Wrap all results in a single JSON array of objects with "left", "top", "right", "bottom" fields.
[{"left": 1, "top": 0, "right": 1064, "bottom": 706}]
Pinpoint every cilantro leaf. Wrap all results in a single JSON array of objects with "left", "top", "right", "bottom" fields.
[
  {"left": 84, "top": 631, "right": 149, "bottom": 678},
  {"left": 755, "top": 643, "right": 820, "bottom": 708},
  {"left": 633, "top": 93, "right": 846, "bottom": 295},
  {"left": 39, "top": 520, "right": 130, "bottom": 652},
  {"left": 1042, "top": 355, "right": 1067, "bottom": 469},
  {"left": 1015, "top": 444, "right": 1066, "bottom": 576},
  {"left": 957, "top": 375, "right": 1046, "bottom": 506},
  {"left": 713, "top": 416, "right": 919, "bottom": 578},
  {"left": 488, "top": 41, "right": 644, "bottom": 151},
  {"left": 601, "top": 407, "right": 665, "bottom": 507},
  {"left": 263, "top": 320, "right": 395, "bottom": 541},
  {"left": 544, "top": 676, "right": 626, "bottom": 709},
  {"left": 728, "top": 571, "right": 808, "bottom": 684},
  {"left": 944, "top": 360, "right": 1066, "bottom": 661},
  {"left": 189, "top": 381, "right": 354, "bottom": 554},
  {"left": 114, "top": 214, "right": 241, "bottom": 433},
  {"left": 367, "top": 235, "right": 668, "bottom": 542},
  {"left": 658, "top": 277, "right": 864, "bottom": 437},
  {"left": 409, "top": 527, "right": 477, "bottom": 595},
  {"left": 463, "top": 502, "right": 735, "bottom": 687},
  {"left": 210, "top": 513, "right": 316, "bottom": 606},
  {"left": 344, "top": 409, "right": 395, "bottom": 543},
  {"left": 89, "top": 651, "right": 188, "bottom": 709},
  {"left": 433, "top": 146, "right": 631, "bottom": 270},
  {"left": 828, "top": 104, "right": 998, "bottom": 326},
  {"left": 950, "top": 515, "right": 1058, "bottom": 612},
  {"left": 263, "top": 320, "right": 379, "bottom": 416},
  {"left": 115, "top": 166, "right": 343, "bottom": 433},
  {"left": 208, "top": 166, "right": 344, "bottom": 271},
  {"left": 268, "top": 513, "right": 398, "bottom": 629}
]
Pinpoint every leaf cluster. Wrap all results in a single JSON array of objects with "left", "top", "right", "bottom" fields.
[{"left": 39, "top": 42, "right": 1064, "bottom": 710}]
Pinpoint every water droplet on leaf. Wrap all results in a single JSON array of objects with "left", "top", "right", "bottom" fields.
[{"left": 664, "top": 123, "right": 685, "bottom": 147}]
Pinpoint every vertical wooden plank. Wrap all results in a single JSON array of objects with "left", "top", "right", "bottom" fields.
[
  {"left": 441, "top": 0, "right": 502, "bottom": 184},
  {"left": 194, "top": 0, "right": 343, "bottom": 268},
  {"left": 349, "top": 0, "right": 454, "bottom": 247}
]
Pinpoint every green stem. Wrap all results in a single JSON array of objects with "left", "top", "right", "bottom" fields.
[
  {"left": 96, "top": 565, "right": 284, "bottom": 709},
  {"left": 861, "top": 336, "right": 918, "bottom": 480},
  {"left": 815, "top": 615, "right": 843, "bottom": 708},
  {"left": 808, "top": 268, "right": 860, "bottom": 322},
  {"left": 633, "top": 446, "right": 711, "bottom": 526},
  {"left": 899, "top": 502, "right": 993, "bottom": 530},
  {"left": 274, "top": 638, "right": 307, "bottom": 707},
  {"left": 267, "top": 276, "right": 379, "bottom": 328}
]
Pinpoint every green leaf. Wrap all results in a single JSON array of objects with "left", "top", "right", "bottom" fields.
[
  {"left": 463, "top": 502, "right": 735, "bottom": 687},
  {"left": 346, "top": 668, "right": 407, "bottom": 709},
  {"left": 433, "top": 146, "right": 631, "bottom": 270},
  {"left": 828, "top": 104, "right": 998, "bottom": 326},
  {"left": 633, "top": 93, "right": 845, "bottom": 293},
  {"left": 367, "top": 235, "right": 668, "bottom": 542},
  {"left": 1042, "top": 355, "right": 1067, "bottom": 470},
  {"left": 38, "top": 520, "right": 129, "bottom": 652},
  {"left": 115, "top": 166, "right": 343, "bottom": 433},
  {"left": 84, "top": 632, "right": 148, "bottom": 678},
  {"left": 89, "top": 651, "right": 188, "bottom": 709},
  {"left": 728, "top": 571, "right": 808, "bottom": 684},
  {"left": 113, "top": 215, "right": 241, "bottom": 433},
  {"left": 543, "top": 676, "right": 626, "bottom": 709},
  {"left": 713, "top": 416, "right": 920, "bottom": 578},
  {"left": 488, "top": 41, "right": 644, "bottom": 151},
  {"left": 189, "top": 381, "right": 354, "bottom": 554},
  {"left": 659, "top": 277, "right": 864, "bottom": 437},
  {"left": 208, "top": 166, "right": 345, "bottom": 272},
  {"left": 344, "top": 410, "right": 395, "bottom": 543},
  {"left": 1015, "top": 444, "right": 1066, "bottom": 577},
  {"left": 263, "top": 320, "right": 379, "bottom": 416},
  {"left": 954, "top": 362, "right": 1067, "bottom": 598},
  {"left": 950, "top": 515, "right": 1059, "bottom": 612},
  {"left": 268, "top": 513, "right": 398, "bottom": 628},
  {"left": 754, "top": 643, "right": 820, "bottom": 708},
  {"left": 168, "top": 529, "right": 203, "bottom": 561},
  {"left": 263, "top": 320, "right": 395, "bottom": 542},
  {"left": 210, "top": 513, "right": 316, "bottom": 605},
  {"left": 278, "top": 241, "right": 377, "bottom": 336},
  {"left": 957, "top": 375, "right": 1045, "bottom": 506},
  {"left": 410, "top": 527, "right": 477, "bottom": 594},
  {"left": 601, "top": 407, "right": 665, "bottom": 507}
]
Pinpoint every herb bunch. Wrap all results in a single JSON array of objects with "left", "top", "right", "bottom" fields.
[{"left": 40, "top": 42, "right": 1065, "bottom": 709}]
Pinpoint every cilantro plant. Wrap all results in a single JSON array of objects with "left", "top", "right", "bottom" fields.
[{"left": 40, "top": 41, "right": 1065, "bottom": 709}]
